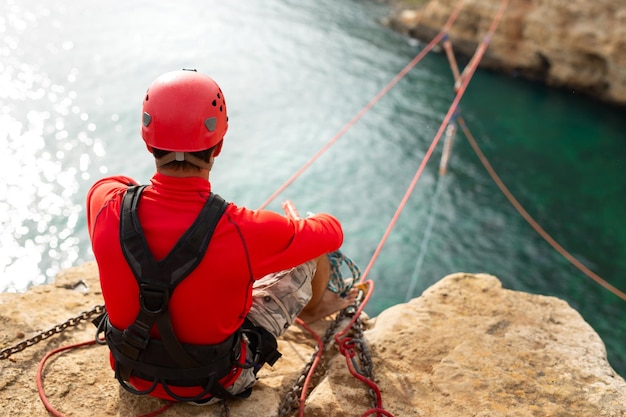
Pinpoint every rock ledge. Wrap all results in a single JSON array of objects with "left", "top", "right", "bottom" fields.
[{"left": 1, "top": 262, "right": 624, "bottom": 416}]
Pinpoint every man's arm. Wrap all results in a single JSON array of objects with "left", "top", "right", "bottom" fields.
[{"left": 227, "top": 204, "right": 343, "bottom": 278}]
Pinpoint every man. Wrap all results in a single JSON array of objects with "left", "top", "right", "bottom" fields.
[{"left": 86, "top": 69, "right": 356, "bottom": 403}]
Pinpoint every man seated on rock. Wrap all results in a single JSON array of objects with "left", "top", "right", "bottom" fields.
[{"left": 86, "top": 69, "right": 357, "bottom": 404}]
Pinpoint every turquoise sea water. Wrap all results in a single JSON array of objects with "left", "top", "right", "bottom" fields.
[{"left": 1, "top": 0, "right": 625, "bottom": 375}]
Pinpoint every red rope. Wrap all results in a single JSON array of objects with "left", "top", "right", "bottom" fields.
[
  {"left": 270, "top": 6, "right": 477, "bottom": 405},
  {"left": 294, "top": 282, "right": 382, "bottom": 416},
  {"left": 440, "top": 1, "right": 620, "bottom": 301},
  {"left": 258, "top": 0, "right": 468, "bottom": 211},
  {"left": 359, "top": 0, "right": 508, "bottom": 284},
  {"left": 440, "top": 1, "right": 619, "bottom": 301},
  {"left": 337, "top": 338, "right": 385, "bottom": 413},
  {"left": 294, "top": 317, "right": 325, "bottom": 417},
  {"left": 37, "top": 340, "right": 96, "bottom": 417},
  {"left": 458, "top": 116, "right": 626, "bottom": 302},
  {"left": 36, "top": 339, "right": 174, "bottom": 417}
]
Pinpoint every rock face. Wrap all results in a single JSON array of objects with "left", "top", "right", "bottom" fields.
[
  {"left": 386, "top": 0, "right": 626, "bottom": 106},
  {"left": 1, "top": 263, "right": 625, "bottom": 416}
]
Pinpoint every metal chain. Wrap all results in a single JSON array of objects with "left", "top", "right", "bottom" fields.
[
  {"left": 0, "top": 304, "right": 105, "bottom": 360},
  {"left": 351, "top": 315, "right": 378, "bottom": 409},
  {"left": 276, "top": 308, "right": 351, "bottom": 417},
  {"left": 220, "top": 399, "right": 231, "bottom": 417}
]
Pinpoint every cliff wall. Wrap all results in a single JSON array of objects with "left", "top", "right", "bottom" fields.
[{"left": 386, "top": 0, "right": 626, "bottom": 106}]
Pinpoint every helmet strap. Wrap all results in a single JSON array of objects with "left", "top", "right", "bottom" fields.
[{"left": 155, "top": 152, "right": 213, "bottom": 170}]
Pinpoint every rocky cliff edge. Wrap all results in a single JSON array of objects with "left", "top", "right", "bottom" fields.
[{"left": 1, "top": 262, "right": 625, "bottom": 416}]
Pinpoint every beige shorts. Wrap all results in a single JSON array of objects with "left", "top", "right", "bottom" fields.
[
  {"left": 225, "top": 260, "right": 316, "bottom": 396},
  {"left": 247, "top": 260, "right": 316, "bottom": 337}
]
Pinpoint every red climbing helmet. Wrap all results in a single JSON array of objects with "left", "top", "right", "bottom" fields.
[{"left": 141, "top": 69, "right": 228, "bottom": 152}]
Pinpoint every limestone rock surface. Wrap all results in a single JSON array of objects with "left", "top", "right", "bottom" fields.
[
  {"left": 1, "top": 263, "right": 625, "bottom": 416},
  {"left": 386, "top": 0, "right": 626, "bottom": 106}
]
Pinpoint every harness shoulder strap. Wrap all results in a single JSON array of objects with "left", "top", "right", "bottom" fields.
[
  {"left": 120, "top": 185, "right": 228, "bottom": 289},
  {"left": 118, "top": 185, "right": 228, "bottom": 371}
]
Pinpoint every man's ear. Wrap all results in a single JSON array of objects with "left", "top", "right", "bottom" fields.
[{"left": 212, "top": 140, "right": 224, "bottom": 157}]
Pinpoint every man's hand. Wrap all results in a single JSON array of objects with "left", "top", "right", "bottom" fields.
[{"left": 281, "top": 200, "right": 301, "bottom": 220}]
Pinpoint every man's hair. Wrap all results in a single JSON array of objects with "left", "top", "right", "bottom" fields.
[{"left": 152, "top": 145, "right": 217, "bottom": 171}]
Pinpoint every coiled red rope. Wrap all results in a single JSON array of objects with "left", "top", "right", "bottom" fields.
[{"left": 37, "top": 339, "right": 175, "bottom": 417}]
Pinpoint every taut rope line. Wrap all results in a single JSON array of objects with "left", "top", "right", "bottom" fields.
[
  {"left": 437, "top": 0, "right": 623, "bottom": 302},
  {"left": 458, "top": 116, "right": 626, "bottom": 302},
  {"left": 257, "top": 0, "right": 468, "bottom": 211},
  {"left": 404, "top": 173, "right": 448, "bottom": 302},
  {"left": 359, "top": 0, "right": 509, "bottom": 284}
]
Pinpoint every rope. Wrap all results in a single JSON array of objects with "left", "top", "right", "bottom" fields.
[
  {"left": 337, "top": 337, "right": 388, "bottom": 417},
  {"left": 37, "top": 339, "right": 175, "bottom": 417},
  {"left": 404, "top": 119, "right": 456, "bottom": 301},
  {"left": 332, "top": 282, "right": 392, "bottom": 417},
  {"left": 405, "top": 172, "right": 447, "bottom": 302},
  {"left": 258, "top": 0, "right": 469, "bottom": 210},
  {"left": 327, "top": 250, "right": 361, "bottom": 297},
  {"left": 442, "top": 35, "right": 461, "bottom": 84},
  {"left": 284, "top": 282, "right": 379, "bottom": 415},
  {"left": 359, "top": 0, "right": 508, "bottom": 284},
  {"left": 294, "top": 318, "right": 324, "bottom": 417},
  {"left": 458, "top": 116, "right": 626, "bottom": 302},
  {"left": 448, "top": 0, "right": 624, "bottom": 304}
]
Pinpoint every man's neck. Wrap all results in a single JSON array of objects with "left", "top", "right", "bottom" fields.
[{"left": 156, "top": 167, "right": 210, "bottom": 180}]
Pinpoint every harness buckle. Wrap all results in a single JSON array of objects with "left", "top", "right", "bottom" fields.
[
  {"left": 139, "top": 283, "right": 170, "bottom": 315},
  {"left": 121, "top": 320, "right": 152, "bottom": 358}
]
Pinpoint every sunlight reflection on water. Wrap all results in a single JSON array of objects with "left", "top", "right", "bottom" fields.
[
  {"left": 0, "top": 89, "right": 83, "bottom": 291},
  {"left": 0, "top": 3, "right": 101, "bottom": 290}
]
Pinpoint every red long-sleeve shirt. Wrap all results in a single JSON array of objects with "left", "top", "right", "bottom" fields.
[{"left": 86, "top": 172, "right": 343, "bottom": 398}]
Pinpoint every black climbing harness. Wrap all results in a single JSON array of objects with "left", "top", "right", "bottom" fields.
[{"left": 94, "top": 185, "right": 280, "bottom": 402}]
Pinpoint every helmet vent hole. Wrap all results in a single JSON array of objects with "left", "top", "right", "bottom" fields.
[
  {"left": 219, "top": 106, "right": 223, "bottom": 112},
  {"left": 145, "top": 94, "right": 149, "bottom": 101},
  {"left": 212, "top": 100, "right": 217, "bottom": 106},
  {"left": 217, "top": 93, "right": 221, "bottom": 99}
]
